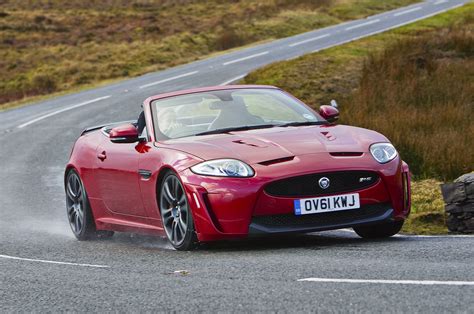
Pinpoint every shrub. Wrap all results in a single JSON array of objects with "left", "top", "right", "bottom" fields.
[
  {"left": 215, "top": 28, "right": 245, "bottom": 50},
  {"left": 31, "top": 74, "right": 57, "bottom": 94}
]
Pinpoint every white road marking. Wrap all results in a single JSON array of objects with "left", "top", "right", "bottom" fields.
[
  {"left": 394, "top": 6, "right": 422, "bottom": 16},
  {"left": 139, "top": 71, "right": 199, "bottom": 89},
  {"left": 345, "top": 19, "right": 380, "bottom": 31},
  {"left": 398, "top": 234, "right": 474, "bottom": 238},
  {"left": 313, "top": 4, "right": 465, "bottom": 53},
  {"left": 219, "top": 74, "right": 247, "bottom": 86},
  {"left": 335, "top": 228, "right": 474, "bottom": 238},
  {"left": 0, "top": 254, "right": 110, "bottom": 268},
  {"left": 18, "top": 96, "right": 111, "bottom": 129},
  {"left": 313, "top": 30, "right": 382, "bottom": 52},
  {"left": 333, "top": 228, "right": 474, "bottom": 239},
  {"left": 223, "top": 51, "right": 269, "bottom": 66},
  {"left": 289, "top": 34, "right": 330, "bottom": 47},
  {"left": 434, "top": 0, "right": 448, "bottom": 5},
  {"left": 298, "top": 277, "right": 474, "bottom": 286}
]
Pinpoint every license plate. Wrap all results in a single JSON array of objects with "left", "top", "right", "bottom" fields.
[{"left": 294, "top": 193, "right": 360, "bottom": 215}]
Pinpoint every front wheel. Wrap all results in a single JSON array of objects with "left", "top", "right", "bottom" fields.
[
  {"left": 159, "top": 172, "right": 197, "bottom": 250},
  {"left": 353, "top": 220, "right": 404, "bottom": 239},
  {"left": 65, "top": 169, "right": 114, "bottom": 240}
]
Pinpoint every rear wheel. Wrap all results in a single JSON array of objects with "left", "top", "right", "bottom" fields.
[
  {"left": 353, "top": 220, "right": 404, "bottom": 239},
  {"left": 65, "top": 169, "right": 113, "bottom": 240},
  {"left": 159, "top": 172, "right": 197, "bottom": 251}
]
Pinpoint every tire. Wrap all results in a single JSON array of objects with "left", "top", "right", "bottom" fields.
[
  {"left": 159, "top": 171, "right": 197, "bottom": 251},
  {"left": 353, "top": 220, "right": 404, "bottom": 239},
  {"left": 65, "top": 169, "right": 114, "bottom": 240}
]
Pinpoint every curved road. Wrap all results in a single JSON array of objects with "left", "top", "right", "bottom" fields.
[{"left": 1, "top": 1, "right": 473, "bottom": 311}]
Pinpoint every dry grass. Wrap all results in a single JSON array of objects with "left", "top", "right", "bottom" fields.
[
  {"left": 0, "top": 0, "right": 419, "bottom": 107},
  {"left": 345, "top": 29, "right": 473, "bottom": 180},
  {"left": 243, "top": 4, "right": 474, "bottom": 181}
]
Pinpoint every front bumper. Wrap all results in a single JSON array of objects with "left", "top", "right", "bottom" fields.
[
  {"left": 249, "top": 203, "right": 393, "bottom": 234},
  {"left": 180, "top": 153, "right": 411, "bottom": 242}
]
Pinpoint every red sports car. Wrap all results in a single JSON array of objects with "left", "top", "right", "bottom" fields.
[{"left": 65, "top": 85, "right": 411, "bottom": 250}]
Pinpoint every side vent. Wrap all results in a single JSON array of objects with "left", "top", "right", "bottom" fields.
[
  {"left": 202, "top": 194, "right": 223, "bottom": 232},
  {"left": 330, "top": 152, "right": 363, "bottom": 157},
  {"left": 402, "top": 172, "right": 410, "bottom": 211},
  {"left": 258, "top": 156, "right": 295, "bottom": 166}
]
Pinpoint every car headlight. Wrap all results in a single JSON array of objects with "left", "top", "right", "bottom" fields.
[
  {"left": 190, "top": 159, "right": 254, "bottom": 177},
  {"left": 370, "top": 143, "right": 398, "bottom": 163}
]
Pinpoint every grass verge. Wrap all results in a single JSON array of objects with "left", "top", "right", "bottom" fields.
[{"left": 405, "top": 180, "right": 446, "bottom": 234}]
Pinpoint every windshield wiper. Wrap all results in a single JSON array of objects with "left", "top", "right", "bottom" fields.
[
  {"left": 195, "top": 124, "right": 277, "bottom": 136},
  {"left": 278, "top": 121, "right": 326, "bottom": 127}
]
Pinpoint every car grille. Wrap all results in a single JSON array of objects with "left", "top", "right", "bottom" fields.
[
  {"left": 252, "top": 203, "right": 390, "bottom": 228},
  {"left": 264, "top": 170, "right": 379, "bottom": 197}
]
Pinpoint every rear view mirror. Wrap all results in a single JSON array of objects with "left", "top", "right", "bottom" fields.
[
  {"left": 109, "top": 124, "right": 139, "bottom": 143},
  {"left": 319, "top": 105, "right": 339, "bottom": 123}
]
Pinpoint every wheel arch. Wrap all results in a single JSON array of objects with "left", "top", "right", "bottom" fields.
[
  {"left": 154, "top": 165, "right": 200, "bottom": 234},
  {"left": 64, "top": 165, "right": 98, "bottom": 221},
  {"left": 64, "top": 165, "right": 79, "bottom": 189},
  {"left": 155, "top": 165, "right": 176, "bottom": 201}
]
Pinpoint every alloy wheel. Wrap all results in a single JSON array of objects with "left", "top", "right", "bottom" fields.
[
  {"left": 160, "top": 174, "right": 189, "bottom": 246},
  {"left": 66, "top": 172, "right": 85, "bottom": 235}
]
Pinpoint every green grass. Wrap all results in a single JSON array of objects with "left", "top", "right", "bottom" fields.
[
  {"left": 242, "top": 4, "right": 474, "bottom": 234},
  {"left": 0, "top": 0, "right": 420, "bottom": 108},
  {"left": 403, "top": 179, "right": 447, "bottom": 234}
]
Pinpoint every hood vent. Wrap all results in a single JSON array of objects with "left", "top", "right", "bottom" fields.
[
  {"left": 258, "top": 156, "right": 295, "bottom": 166},
  {"left": 330, "top": 152, "right": 363, "bottom": 157},
  {"left": 320, "top": 131, "right": 336, "bottom": 141},
  {"left": 232, "top": 139, "right": 266, "bottom": 148}
]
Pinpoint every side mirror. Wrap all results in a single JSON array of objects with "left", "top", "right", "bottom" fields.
[
  {"left": 319, "top": 105, "right": 339, "bottom": 123},
  {"left": 109, "top": 123, "right": 139, "bottom": 143}
]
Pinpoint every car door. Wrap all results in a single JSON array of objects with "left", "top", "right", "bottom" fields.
[
  {"left": 136, "top": 125, "right": 163, "bottom": 220},
  {"left": 95, "top": 130, "right": 148, "bottom": 217}
]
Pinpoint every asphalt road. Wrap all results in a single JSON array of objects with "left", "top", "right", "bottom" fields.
[{"left": 1, "top": 0, "right": 473, "bottom": 312}]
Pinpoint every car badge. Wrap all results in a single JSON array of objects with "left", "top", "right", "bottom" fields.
[
  {"left": 359, "top": 177, "right": 372, "bottom": 183},
  {"left": 318, "top": 177, "right": 330, "bottom": 189}
]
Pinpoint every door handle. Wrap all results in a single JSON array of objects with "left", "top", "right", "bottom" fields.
[{"left": 97, "top": 151, "right": 107, "bottom": 161}]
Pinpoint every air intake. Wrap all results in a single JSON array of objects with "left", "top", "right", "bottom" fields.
[
  {"left": 258, "top": 156, "right": 295, "bottom": 166},
  {"left": 330, "top": 152, "right": 363, "bottom": 157}
]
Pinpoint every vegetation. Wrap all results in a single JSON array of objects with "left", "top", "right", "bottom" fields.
[
  {"left": 404, "top": 179, "right": 447, "bottom": 234},
  {"left": 0, "top": 0, "right": 419, "bottom": 108},
  {"left": 242, "top": 5, "right": 474, "bottom": 234}
]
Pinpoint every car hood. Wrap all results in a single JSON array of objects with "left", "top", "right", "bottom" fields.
[{"left": 159, "top": 125, "right": 388, "bottom": 164}]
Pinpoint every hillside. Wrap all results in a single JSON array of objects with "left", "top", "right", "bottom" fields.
[{"left": 0, "top": 0, "right": 419, "bottom": 108}]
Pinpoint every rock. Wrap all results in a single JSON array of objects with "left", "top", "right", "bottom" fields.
[{"left": 440, "top": 173, "right": 474, "bottom": 233}]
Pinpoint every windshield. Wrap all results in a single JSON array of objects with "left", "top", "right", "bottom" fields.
[{"left": 151, "top": 88, "right": 325, "bottom": 140}]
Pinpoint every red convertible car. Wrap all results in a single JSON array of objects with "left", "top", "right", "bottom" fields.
[{"left": 65, "top": 85, "right": 411, "bottom": 250}]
